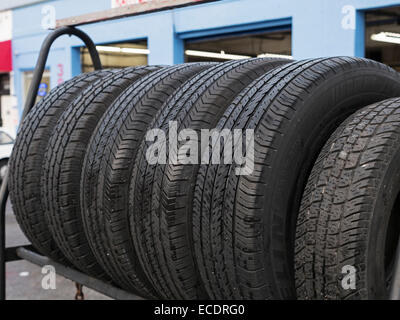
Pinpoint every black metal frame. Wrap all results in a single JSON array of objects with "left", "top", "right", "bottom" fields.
[
  {"left": 0, "top": 25, "right": 400, "bottom": 301},
  {"left": 0, "top": 26, "right": 141, "bottom": 300}
]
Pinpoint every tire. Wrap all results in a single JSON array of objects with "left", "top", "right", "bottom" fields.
[
  {"left": 130, "top": 58, "right": 291, "bottom": 300},
  {"left": 295, "top": 97, "right": 400, "bottom": 300},
  {"left": 9, "top": 70, "right": 114, "bottom": 262},
  {"left": 192, "top": 57, "right": 400, "bottom": 300},
  {"left": 41, "top": 66, "right": 161, "bottom": 280},
  {"left": 80, "top": 63, "right": 213, "bottom": 298}
]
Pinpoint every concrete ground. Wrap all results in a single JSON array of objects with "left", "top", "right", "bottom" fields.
[{"left": 5, "top": 200, "right": 110, "bottom": 300}]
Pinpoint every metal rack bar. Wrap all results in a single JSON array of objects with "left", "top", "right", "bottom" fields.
[
  {"left": 16, "top": 247, "right": 142, "bottom": 300},
  {"left": 5, "top": 245, "right": 36, "bottom": 262},
  {"left": 0, "top": 166, "right": 7, "bottom": 299}
]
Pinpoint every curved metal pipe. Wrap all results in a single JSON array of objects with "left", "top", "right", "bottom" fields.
[{"left": 23, "top": 26, "right": 102, "bottom": 119}]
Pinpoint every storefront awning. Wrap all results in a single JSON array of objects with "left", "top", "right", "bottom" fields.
[{"left": 0, "top": 40, "right": 12, "bottom": 72}]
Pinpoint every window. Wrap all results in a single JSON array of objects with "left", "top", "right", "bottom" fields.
[
  {"left": 22, "top": 69, "right": 51, "bottom": 104},
  {"left": 365, "top": 7, "right": 400, "bottom": 71},
  {"left": 185, "top": 30, "right": 292, "bottom": 63},
  {"left": 81, "top": 40, "right": 149, "bottom": 72}
]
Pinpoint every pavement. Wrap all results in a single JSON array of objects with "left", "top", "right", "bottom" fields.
[{"left": 5, "top": 200, "right": 110, "bottom": 300}]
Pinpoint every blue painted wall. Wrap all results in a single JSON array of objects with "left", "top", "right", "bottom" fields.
[{"left": 11, "top": 0, "right": 400, "bottom": 115}]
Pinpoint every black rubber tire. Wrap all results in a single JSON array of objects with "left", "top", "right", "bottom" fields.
[
  {"left": 80, "top": 63, "right": 213, "bottom": 298},
  {"left": 41, "top": 66, "right": 161, "bottom": 280},
  {"left": 8, "top": 70, "right": 113, "bottom": 262},
  {"left": 130, "top": 58, "right": 291, "bottom": 300},
  {"left": 295, "top": 97, "right": 400, "bottom": 300},
  {"left": 192, "top": 57, "right": 400, "bottom": 300}
]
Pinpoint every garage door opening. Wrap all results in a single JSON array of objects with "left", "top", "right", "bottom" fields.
[
  {"left": 81, "top": 40, "right": 148, "bottom": 72},
  {"left": 365, "top": 7, "right": 400, "bottom": 71},
  {"left": 185, "top": 29, "right": 292, "bottom": 62}
]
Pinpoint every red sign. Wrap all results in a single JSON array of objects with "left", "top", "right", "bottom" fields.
[{"left": 0, "top": 40, "right": 12, "bottom": 72}]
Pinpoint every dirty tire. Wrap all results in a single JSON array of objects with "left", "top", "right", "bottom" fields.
[
  {"left": 81, "top": 63, "right": 213, "bottom": 298},
  {"left": 295, "top": 98, "right": 400, "bottom": 300},
  {"left": 131, "top": 58, "right": 291, "bottom": 300},
  {"left": 192, "top": 57, "right": 400, "bottom": 300},
  {"left": 9, "top": 70, "right": 113, "bottom": 262},
  {"left": 41, "top": 66, "right": 160, "bottom": 279}
]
